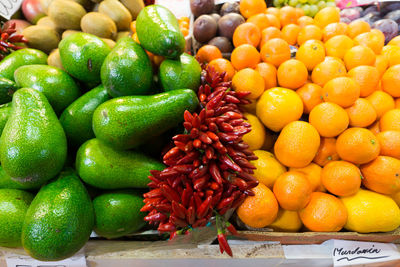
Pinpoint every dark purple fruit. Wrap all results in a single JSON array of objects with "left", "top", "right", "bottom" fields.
[
  {"left": 381, "top": 2, "right": 400, "bottom": 16},
  {"left": 360, "top": 12, "right": 381, "bottom": 26},
  {"left": 362, "top": 5, "right": 378, "bottom": 17},
  {"left": 384, "top": 10, "right": 400, "bottom": 24},
  {"left": 218, "top": 13, "right": 245, "bottom": 40},
  {"left": 210, "top": 13, "right": 221, "bottom": 23},
  {"left": 220, "top": 2, "right": 240, "bottom": 16},
  {"left": 373, "top": 19, "right": 398, "bottom": 44},
  {"left": 190, "top": 0, "right": 215, "bottom": 17},
  {"left": 208, "top": 36, "right": 233, "bottom": 53},
  {"left": 193, "top": 14, "right": 218, "bottom": 43}
]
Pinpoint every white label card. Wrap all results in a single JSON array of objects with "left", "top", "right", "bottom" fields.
[
  {"left": 332, "top": 240, "right": 400, "bottom": 266},
  {"left": 0, "top": 0, "right": 23, "bottom": 20}
]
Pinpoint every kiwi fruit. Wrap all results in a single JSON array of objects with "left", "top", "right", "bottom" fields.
[
  {"left": 190, "top": 0, "right": 214, "bottom": 17},
  {"left": 62, "top": 30, "right": 79, "bottom": 39},
  {"left": 119, "top": 0, "right": 144, "bottom": 19},
  {"left": 23, "top": 25, "right": 60, "bottom": 54},
  {"left": 40, "top": 0, "right": 54, "bottom": 14},
  {"left": 208, "top": 36, "right": 233, "bottom": 53},
  {"left": 194, "top": 14, "right": 217, "bottom": 43},
  {"left": 47, "top": 48, "right": 64, "bottom": 70},
  {"left": 101, "top": 38, "right": 116, "bottom": 49},
  {"left": 48, "top": 0, "right": 86, "bottom": 30},
  {"left": 36, "top": 16, "right": 61, "bottom": 33},
  {"left": 67, "top": 0, "right": 93, "bottom": 10},
  {"left": 80, "top": 12, "right": 117, "bottom": 39},
  {"left": 220, "top": 2, "right": 240, "bottom": 16},
  {"left": 99, "top": 0, "right": 132, "bottom": 31},
  {"left": 218, "top": 13, "right": 245, "bottom": 40}
]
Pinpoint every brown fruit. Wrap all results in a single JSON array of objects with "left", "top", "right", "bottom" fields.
[
  {"left": 220, "top": 2, "right": 240, "bottom": 16},
  {"left": 101, "top": 38, "right": 116, "bottom": 49},
  {"left": 99, "top": 0, "right": 132, "bottom": 31},
  {"left": 119, "top": 0, "right": 144, "bottom": 19},
  {"left": 62, "top": 30, "right": 79, "bottom": 39},
  {"left": 48, "top": 0, "right": 86, "bottom": 30},
  {"left": 194, "top": 15, "right": 217, "bottom": 43},
  {"left": 218, "top": 13, "right": 245, "bottom": 40},
  {"left": 190, "top": 0, "right": 215, "bottom": 17},
  {"left": 23, "top": 25, "right": 60, "bottom": 54},
  {"left": 47, "top": 49, "right": 64, "bottom": 70},
  {"left": 36, "top": 16, "right": 61, "bottom": 33},
  {"left": 80, "top": 12, "right": 117, "bottom": 39},
  {"left": 208, "top": 36, "right": 233, "bottom": 53}
]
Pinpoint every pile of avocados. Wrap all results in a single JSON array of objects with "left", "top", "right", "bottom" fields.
[{"left": 0, "top": 5, "right": 201, "bottom": 261}]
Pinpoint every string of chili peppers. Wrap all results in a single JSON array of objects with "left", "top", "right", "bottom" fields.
[
  {"left": 141, "top": 65, "right": 259, "bottom": 257},
  {"left": 0, "top": 23, "right": 27, "bottom": 60}
]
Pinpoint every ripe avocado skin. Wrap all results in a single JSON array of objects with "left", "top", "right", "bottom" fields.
[
  {"left": 92, "top": 89, "right": 199, "bottom": 150},
  {"left": 0, "top": 103, "right": 11, "bottom": 137},
  {"left": 76, "top": 138, "right": 164, "bottom": 189},
  {"left": 21, "top": 170, "right": 94, "bottom": 261}
]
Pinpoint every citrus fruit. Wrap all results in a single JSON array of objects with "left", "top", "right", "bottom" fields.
[
  {"left": 380, "top": 109, "right": 400, "bottom": 131},
  {"left": 196, "top": 45, "right": 222, "bottom": 64},
  {"left": 313, "top": 137, "right": 339, "bottom": 167},
  {"left": 231, "top": 44, "right": 261, "bottom": 70},
  {"left": 268, "top": 209, "right": 302, "bottom": 232},
  {"left": 377, "top": 131, "right": 400, "bottom": 159},
  {"left": 381, "top": 65, "right": 400, "bottom": 98},
  {"left": 208, "top": 58, "right": 235, "bottom": 81},
  {"left": 281, "top": 24, "right": 301, "bottom": 45},
  {"left": 347, "top": 65, "right": 380, "bottom": 97},
  {"left": 260, "top": 38, "right": 291, "bottom": 67},
  {"left": 233, "top": 22, "right": 261, "bottom": 47},
  {"left": 345, "top": 98, "right": 377, "bottom": 128},
  {"left": 309, "top": 102, "right": 349, "bottom": 137},
  {"left": 343, "top": 45, "right": 376, "bottom": 70},
  {"left": 353, "top": 30, "right": 385, "bottom": 55},
  {"left": 311, "top": 57, "right": 347, "bottom": 86},
  {"left": 324, "top": 35, "right": 354, "bottom": 59},
  {"left": 296, "top": 40, "right": 325, "bottom": 71},
  {"left": 314, "top": 7, "right": 340, "bottom": 29},
  {"left": 290, "top": 163, "right": 325, "bottom": 192},
  {"left": 277, "top": 59, "right": 308, "bottom": 89},
  {"left": 242, "top": 113, "right": 266, "bottom": 150},
  {"left": 232, "top": 68, "right": 265, "bottom": 99},
  {"left": 366, "top": 91, "right": 395, "bottom": 119},
  {"left": 259, "top": 27, "right": 283, "bottom": 48},
  {"left": 255, "top": 62, "right": 277, "bottom": 90},
  {"left": 322, "top": 22, "right": 348, "bottom": 42},
  {"left": 296, "top": 83, "right": 323, "bottom": 114},
  {"left": 322, "top": 77, "right": 360, "bottom": 108},
  {"left": 321, "top": 161, "right": 361, "bottom": 197},
  {"left": 240, "top": 0, "right": 267, "bottom": 19},
  {"left": 251, "top": 150, "right": 287, "bottom": 188},
  {"left": 297, "top": 25, "right": 323, "bottom": 46},
  {"left": 347, "top": 20, "right": 371, "bottom": 39}
]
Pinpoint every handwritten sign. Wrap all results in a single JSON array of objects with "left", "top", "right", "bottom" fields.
[
  {"left": 0, "top": 0, "right": 23, "bottom": 20},
  {"left": 332, "top": 240, "right": 400, "bottom": 266}
]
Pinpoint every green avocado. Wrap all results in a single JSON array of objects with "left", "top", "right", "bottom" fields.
[
  {"left": 93, "top": 190, "right": 146, "bottom": 239},
  {"left": 0, "top": 189, "right": 34, "bottom": 247},
  {"left": 136, "top": 5, "right": 185, "bottom": 59},
  {"left": 92, "top": 89, "right": 198, "bottom": 149},
  {"left": 0, "top": 88, "right": 67, "bottom": 188},
  {"left": 0, "top": 78, "right": 18, "bottom": 104},
  {"left": 159, "top": 53, "right": 201, "bottom": 92},
  {"left": 76, "top": 138, "right": 164, "bottom": 189},
  {"left": 0, "top": 165, "right": 41, "bottom": 190},
  {"left": 14, "top": 65, "right": 81, "bottom": 114},
  {"left": 0, "top": 103, "right": 11, "bottom": 137},
  {"left": 60, "top": 85, "right": 110, "bottom": 146},
  {"left": 0, "top": 48, "right": 47, "bottom": 81},
  {"left": 22, "top": 171, "right": 94, "bottom": 261},
  {"left": 101, "top": 37, "right": 153, "bottom": 97},
  {"left": 59, "top": 32, "right": 111, "bottom": 83}
]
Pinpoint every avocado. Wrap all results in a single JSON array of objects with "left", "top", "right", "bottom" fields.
[
  {"left": 22, "top": 171, "right": 94, "bottom": 261},
  {"left": 159, "top": 53, "right": 201, "bottom": 92},
  {"left": 136, "top": 5, "right": 185, "bottom": 59},
  {"left": 0, "top": 103, "right": 11, "bottom": 137},
  {"left": 101, "top": 37, "right": 153, "bottom": 97},
  {"left": 93, "top": 190, "right": 146, "bottom": 238},
  {"left": 0, "top": 48, "right": 47, "bottom": 81},
  {"left": 60, "top": 85, "right": 110, "bottom": 146},
  {"left": 0, "top": 88, "right": 67, "bottom": 187},
  {"left": 0, "top": 165, "right": 41, "bottom": 190},
  {"left": 0, "top": 78, "right": 18, "bottom": 104},
  {"left": 14, "top": 65, "right": 81, "bottom": 114},
  {"left": 59, "top": 32, "right": 111, "bottom": 83},
  {"left": 92, "top": 89, "right": 198, "bottom": 149},
  {"left": 76, "top": 138, "right": 164, "bottom": 189}
]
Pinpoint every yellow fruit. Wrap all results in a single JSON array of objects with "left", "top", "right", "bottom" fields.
[
  {"left": 391, "top": 191, "right": 400, "bottom": 207},
  {"left": 341, "top": 189, "right": 400, "bottom": 233},
  {"left": 268, "top": 209, "right": 303, "bottom": 232},
  {"left": 251, "top": 150, "right": 287, "bottom": 188},
  {"left": 290, "top": 163, "right": 325, "bottom": 192},
  {"left": 242, "top": 113, "right": 266, "bottom": 150}
]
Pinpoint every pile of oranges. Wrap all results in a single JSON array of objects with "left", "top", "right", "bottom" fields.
[{"left": 197, "top": 0, "right": 400, "bottom": 233}]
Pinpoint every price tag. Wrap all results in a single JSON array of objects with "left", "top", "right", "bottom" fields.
[
  {"left": 332, "top": 240, "right": 400, "bottom": 266},
  {"left": 0, "top": 0, "right": 23, "bottom": 20}
]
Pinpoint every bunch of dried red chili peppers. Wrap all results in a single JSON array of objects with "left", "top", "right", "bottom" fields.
[
  {"left": 141, "top": 66, "right": 258, "bottom": 256},
  {"left": 0, "top": 23, "right": 27, "bottom": 60}
]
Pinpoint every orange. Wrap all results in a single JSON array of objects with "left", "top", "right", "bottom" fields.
[
  {"left": 321, "top": 161, "right": 361, "bottom": 197},
  {"left": 239, "top": 0, "right": 267, "bottom": 19},
  {"left": 299, "top": 192, "right": 347, "bottom": 232},
  {"left": 232, "top": 68, "right": 265, "bottom": 99},
  {"left": 322, "top": 77, "right": 360, "bottom": 108},
  {"left": 231, "top": 44, "right": 260, "bottom": 70},
  {"left": 313, "top": 137, "right": 340, "bottom": 167},
  {"left": 265, "top": 14, "right": 281, "bottom": 29},
  {"left": 274, "top": 121, "right": 320, "bottom": 168},
  {"left": 309, "top": 102, "right": 349, "bottom": 138},
  {"left": 343, "top": 45, "right": 376, "bottom": 71},
  {"left": 347, "top": 20, "right": 371, "bottom": 39},
  {"left": 311, "top": 57, "right": 347, "bottom": 86},
  {"left": 266, "top": 7, "right": 280, "bottom": 17},
  {"left": 388, "top": 36, "right": 400, "bottom": 46},
  {"left": 273, "top": 171, "right": 312, "bottom": 211},
  {"left": 361, "top": 156, "right": 400, "bottom": 195},
  {"left": 237, "top": 183, "right": 278, "bottom": 228},
  {"left": 353, "top": 30, "right": 385, "bottom": 54},
  {"left": 380, "top": 109, "right": 400, "bottom": 132},
  {"left": 297, "top": 25, "right": 323, "bottom": 46},
  {"left": 381, "top": 45, "right": 400, "bottom": 67},
  {"left": 345, "top": 98, "right": 377, "bottom": 128},
  {"left": 366, "top": 91, "right": 395, "bottom": 119},
  {"left": 377, "top": 131, "right": 400, "bottom": 159},
  {"left": 277, "top": 59, "right": 308, "bottom": 90},
  {"left": 290, "top": 163, "right": 325, "bottom": 192},
  {"left": 381, "top": 65, "right": 400, "bottom": 98},
  {"left": 297, "top": 16, "right": 314, "bottom": 28},
  {"left": 132, "top": 32, "right": 140, "bottom": 43},
  {"left": 322, "top": 22, "right": 348, "bottom": 42},
  {"left": 130, "top": 21, "right": 136, "bottom": 33},
  {"left": 279, "top": 6, "right": 299, "bottom": 27},
  {"left": 247, "top": 13, "right": 272, "bottom": 31},
  {"left": 281, "top": 24, "right": 301, "bottom": 46},
  {"left": 259, "top": 27, "right": 282, "bottom": 48},
  {"left": 255, "top": 62, "right": 277, "bottom": 90},
  {"left": 195, "top": 45, "right": 222, "bottom": 64},
  {"left": 295, "top": 7, "right": 304, "bottom": 18},
  {"left": 347, "top": 66, "right": 379, "bottom": 97},
  {"left": 325, "top": 35, "right": 354, "bottom": 60},
  {"left": 208, "top": 58, "right": 235, "bottom": 81},
  {"left": 369, "top": 120, "right": 381, "bottom": 135},
  {"left": 296, "top": 83, "right": 323, "bottom": 114},
  {"left": 296, "top": 40, "right": 325, "bottom": 71},
  {"left": 374, "top": 55, "right": 389, "bottom": 78},
  {"left": 260, "top": 38, "right": 291, "bottom": 67},
  {"left": 233, "top": 22, "right": 261, "bottom": 47},
  {"left": 314, "top": 7, "right": 340, "bottom": 29},
  {"left": 256, "top": 87, "right": 303, "bottom": 132},
  {"left": 336, "top": 127, "right": 380, "bottom": 164},
  {"left": 396, "top": 98, "right": 400, "bottom": 109},
  {"left": 180, "top": 27, "right": 189, "bottom": 37}
]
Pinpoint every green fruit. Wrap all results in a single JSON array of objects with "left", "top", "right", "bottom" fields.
[
  {"left": 0, "top": 165, "right": 41, "bottom": 190},
  {"left": 0, "top": 78, "right": 18, "bottom": 104},
  {"left": 0, "top": 88, "right": 67, "bottom": 188},
  {"left": 93, "top": 190, "right": 145, "bottom": 238},
  {"left": 309, "top": 4, "right": 319, "bottom": 17},
  {"left": 159, "top": 53, "right": 201, "bottom": 92},
  {"left": 22, "top": 171, "right": 94, "bottom": 261},
  {"left": 0, "top": 103, "right": 11, "bottom": 137},
  {"left": 60, "top": 85, "right": 110, "bottom": 146},
  {"left": 101, "top": 37, "right": 153, "bottom": 97},
  {"left": 92, "top": 89, "right": 198, "bottom": 149},
  {"left": 0, "top": 48, "right": 47, "bottom": 81},
  {"left": 317, "top": 1, "right": 327, "bottom": 10},
  {"left": 59, "top": 32, "right": 111, "bottom": 83},
  {"left": 14, "top": 65, "right": 81, "bottom": 114},
  {"left": 136, "top": 5, "right": 185, "bottom": 59},
  {"left": 0, "top": 189, "right": 33, "bottom": 247},
  {"left": 76, "top": 138, "right": 164, "bottom": 189}
]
